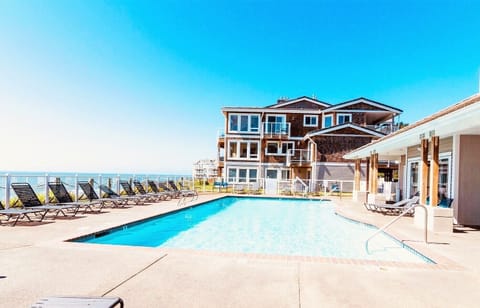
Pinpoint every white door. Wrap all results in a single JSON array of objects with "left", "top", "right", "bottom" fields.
[{"left": 265, "top": 169, "right": 278, "bottom": 195}]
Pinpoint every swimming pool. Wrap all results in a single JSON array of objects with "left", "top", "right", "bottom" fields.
[{"left": 73, "top": 197, "right": 433, "bottom": 264}]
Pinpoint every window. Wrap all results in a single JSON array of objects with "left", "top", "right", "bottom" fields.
[
  {"left": 266, "top": 169, "right": 278, "bottom": 179},
  {"left": 266, "top": 142, "right": 279, "bottom": 154},
  {"left": 281, "top": 142, "right": 294, "bottom": 155},
  {"left": 281, "top": 170, "right": 290, "bottom": 180},
  {"left": 228, "top": 169, "right": 237, "bottom": 183},
  {"left": 229, "top": 142, "right": 238, "bottom": 158},
  {"left": 239, "top": 169, "right": 247, "bottom": 182},
  {"left": 265, "top": 114, "right": 287, "bottom": 134},
  {"left": 227, "top": 168, "right": 258, "bottom": 183},
  {"left": 266, "top": 142, "right": 294, "bottom": 155},
  {"left": 304, "top": 115, "right": 318, "bottom": 127},
  {"left": 323, "top": 115, "right": 333, "bottom": 128},
  {"left": 228, "top": 114, "right": 260, "bottom": 133},
  {"left": 337, "top": 114, "right": 352, "bottom": 125},
  {"left": 228, "top": 141, "right": 260, "bottom": 160}
]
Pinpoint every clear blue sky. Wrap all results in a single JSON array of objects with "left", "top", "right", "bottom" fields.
[{"left": 1, "top": 0, "right": 479, "bottom": 174}]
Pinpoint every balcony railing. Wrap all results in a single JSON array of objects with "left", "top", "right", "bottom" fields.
[
  {"left": 286, "top": 149, "right": 311, "bottom": 166},
  {"left": 365, "top": 123, "right": 399, "bottom": 135},
  {"left": 262, "top": 122, "right": 291, "bottom": 138}
]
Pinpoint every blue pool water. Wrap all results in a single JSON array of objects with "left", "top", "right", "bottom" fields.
[{"left": 74, "top": 197, "right": 433, "bottom": 264}]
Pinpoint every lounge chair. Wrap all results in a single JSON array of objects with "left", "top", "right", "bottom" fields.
[
  {"left": 11, "top": 183, "right": 80, "bottom": 218},
  {"left": 148, "top": 181, "right": 174, "bottom": 199},
  {"left": 119, "top": 181, "right": 152, "bottom": 203},
  {"left": 168, "top": 180, "right": 198, "bottom": 198},
  {"left": 77, "top": 181, "right": 129, "bottom": 208},
  {"left": 157, "top": 182, "right": 180, "bottom": 198},
  {"left": 133, "top": 181, "right": 168, "bottom": 201},
  {"left": 100, "top": 184, "right": 144, "bottom": 205},
  {"left": 0, "top": 200, "right": 47, "bottom": 226},
  {"left": 368, "top": 196, "right": 420, "bottom": 215},
  {"left": 48, "top": 182, "right": 104, "bottom": 213}
]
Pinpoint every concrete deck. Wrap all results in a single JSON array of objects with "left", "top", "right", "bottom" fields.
[{"left": 1, "top": 194, "right": 480, "bottom": 307}]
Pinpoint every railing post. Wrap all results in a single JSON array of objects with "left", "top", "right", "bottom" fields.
[
  {"left": 98, "top": 174, "right": 102, "bottom": 198},
  {"left": 45, "top": 174, "right": 49, "bottom": 204},
  {"left": 116, "top": 175, "right": 120, "bottom": 194},
  {"left": 5, "top": 174, "right": 11, "bottom": 208},
  {"left": 74, "top": 174, "right": 79, "bottom": 202}
]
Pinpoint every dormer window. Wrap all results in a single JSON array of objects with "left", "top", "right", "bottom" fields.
[
  {"left": 304, "top": 115, "right": 318, "bottom": 127},
  {"left": 337, "top": 114, "right": 352, "bottom": 125}
]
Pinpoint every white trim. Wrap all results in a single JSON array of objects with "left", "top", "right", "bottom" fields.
[
  {"left": 303, "top": 115, "right": 318, "bottom": 127},
  {"left": 223, "top": 107, "right": 323, "bottom": 114},
  {"left": 271, "top": 97, "right": 330, "bottom": 109},
  {"left": 323, "top": 98, "right": 402, "bottom": 113},
  {"left": 307, "top": 123, "right": 386, "bottom": 138},
  {"left": 315, "top": 162, "right": 357, "bottom": 167},
  {"left": 225, "top": 134, "right": 261, "bottom": 139},
  {"left": 323, "top": 114, "right": 333, "bottom": 128},
  {"left": 316, "top": 134, "right": 379, "bottom": 138},
  {"left": 332, "top": 109, "right": 396, "bottom": 113}
]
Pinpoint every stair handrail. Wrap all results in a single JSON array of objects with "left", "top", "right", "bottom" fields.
[{"left": 365, "top": 202, "right": 428, "bottom": 253}]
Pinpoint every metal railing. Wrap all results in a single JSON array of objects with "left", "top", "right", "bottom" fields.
[
  {"left": 365, "top": 203, "right": 428, "bottom": 253},
  {"left": 262, "top": 122, "right": 291, "bottom": 137},
  {"left": 0, "top": 173, "right": 192, "bottom": 208},
  {"left": 287, "top": 149, "right": 311, "bottom": 166}
]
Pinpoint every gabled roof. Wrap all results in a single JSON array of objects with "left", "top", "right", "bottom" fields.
[
  {"left": 305, "top": 123, "right": 386, "bottom": 139},
  {"left": 343, "top": 93, "right": 480, "bottom": 159},
  {"left": 267, "top": 96, "right": 331, "bottom": 109},
  {"left": 323, "top": 97, "right": 403, "bottom": 114}
]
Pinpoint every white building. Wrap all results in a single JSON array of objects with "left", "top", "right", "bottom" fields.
[{"left": 192, "top": 159, "right": 218, "bottom": 179}]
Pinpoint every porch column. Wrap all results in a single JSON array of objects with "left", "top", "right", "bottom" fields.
[
  {"left": 354, "top": 159, "right": 361, "bottom": 192},
  {"left": 367, "top": 154, "right": 373, "bottom": 193},
  {"left": 420, "top": 138, "right": 429, "bottom": 204},
  {"left": 372, "top": 153, "right": 378, "bottom": 194},
  {"left": 429, "top": 136, "right": 440, "bottom": 206}
]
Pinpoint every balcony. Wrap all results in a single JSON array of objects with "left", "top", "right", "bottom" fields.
[
  {"left": 262, "top": 122, "right": 291, "bottom": 138},
  {"left": 286, "top": 149, "right": 311, "bottom": 166},
  {"left": 365, "top": 123, "right": 400, "bottom": 135}
]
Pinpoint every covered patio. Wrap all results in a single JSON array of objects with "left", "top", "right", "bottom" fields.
[{"left": 345, "top": 93, "right": 480, "bottom": 231}]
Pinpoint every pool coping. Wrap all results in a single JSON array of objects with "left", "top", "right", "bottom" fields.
[{"left": 66, "top": 194, "right": 464, "bottom": 271}]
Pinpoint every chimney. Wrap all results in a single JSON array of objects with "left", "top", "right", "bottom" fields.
[{"left": 277, "top": 96, "right": 288, "bottom": 104}]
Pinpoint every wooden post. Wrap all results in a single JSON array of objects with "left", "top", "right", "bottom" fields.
[
  {"left": 420, "top": 138, "right": 429, "bottom": 205},
  {"left": 429, "top": 136, "right": 440, "bottom": 206},
  {"left": 354, "top": 159, "right": 361, "bottom": 192},
  {"left": 372, "top": 153, "right": 378, "bottom": 194},
  {"left": 366, "top": 156, "right": 371, "bottom": 192}
]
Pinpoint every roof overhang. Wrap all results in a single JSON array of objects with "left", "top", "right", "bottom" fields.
[
  {"left": 305, "top": 123, "right": 386, "bottom": 139},
  {"left": 343, "top": 93, "right": 480, "bottom": 160}
]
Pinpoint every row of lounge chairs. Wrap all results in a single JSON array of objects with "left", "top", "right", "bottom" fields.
[{"left": 0, "top": 180, "right": 196, "bottom": 226}]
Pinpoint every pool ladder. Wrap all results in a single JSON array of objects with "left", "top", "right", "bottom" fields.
[
  {"left": 365, "top": 203, "right": 428, "bottom": 253},
  {"left": 177, "top": 191, "right": 199, "bottom": 207}
]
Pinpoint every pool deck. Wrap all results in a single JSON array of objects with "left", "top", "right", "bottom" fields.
[{"left": 1, "top": 194, "right": 480, "bottom": 307}]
